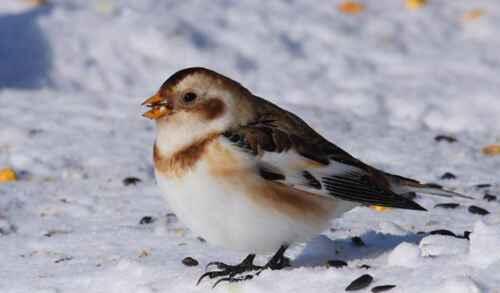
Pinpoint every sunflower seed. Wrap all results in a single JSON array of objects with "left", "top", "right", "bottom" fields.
[
  {"left": 139, "top": 216, "right": 155, "bottom": 225},
  {"left": 483, "top": 193, "right": 497, "bottom": 202},
  {"left": 440, "top": 172, "right": 456, "bottom": 180},
  {"left": 468, "top": 205, "right": 489, "bottom": 215},
  {"left": 182, "top": 256, "right": 199, "bottom": 266},
  {"left": 371, "top": 285, "right": 396, "bottom": 292},
  {"left": 434, "top": 135, "right": 457, "bottom": 143},
  {"left": 346, "top": 274, "right": 373, "bottom": 291},
  {"left": 434, "top": 203, "right": 460, "bottom": 209},
  {"left": 123, "top": 177, "right": 142, "bottom": 186},
  {"left": 327, "top": 259, "right": 348, "bottom": 268},
  {"left": 429, "top": 229, "right": 456, "bottom": 237}
]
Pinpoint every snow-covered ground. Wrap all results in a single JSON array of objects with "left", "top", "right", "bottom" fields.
[{"left": 1, "top": 0, "right": 500, "bottom": 292}]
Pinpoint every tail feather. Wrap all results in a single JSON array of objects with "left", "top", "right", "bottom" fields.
[
  {"left": 405, "top": 184, "right": 473, "bottom": 199},
  {"left": 384, "top": 172, "right": 473, "bottom": 200}
]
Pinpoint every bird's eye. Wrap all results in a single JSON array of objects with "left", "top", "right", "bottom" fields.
[{"left": 182, "top": 92, "right": 197, "bottom": 103}]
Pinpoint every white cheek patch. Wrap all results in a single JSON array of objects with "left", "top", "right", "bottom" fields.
[{"left": 155, "top": 107, "right": 233, "bottom": 157}]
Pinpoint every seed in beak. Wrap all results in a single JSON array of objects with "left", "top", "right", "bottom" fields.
[
  {"left": 142, "top": 105, "right": 171, "bottom": 120},
  {"left": 141, "top": 94, "right": 165, "bottom": 107}
]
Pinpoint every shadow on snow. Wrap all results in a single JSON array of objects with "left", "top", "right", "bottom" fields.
[
  {"left": 293, "top": 231, "right": 425, "bottom": 267},
  {"left": 0, "top": 4, "right": 52, "bottom": 89}
]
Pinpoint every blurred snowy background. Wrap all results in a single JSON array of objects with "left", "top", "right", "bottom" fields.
[{"left": 1, "top": 0, "right": 499, "bottom": 292}]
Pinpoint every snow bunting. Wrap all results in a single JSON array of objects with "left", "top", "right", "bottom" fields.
[{"left": 142, "top": 67, "right": 469, "bottom": 286}]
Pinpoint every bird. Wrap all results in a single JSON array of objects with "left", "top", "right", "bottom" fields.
[{"left": 142, "top": 67, "right": 469, "bottom": 287}]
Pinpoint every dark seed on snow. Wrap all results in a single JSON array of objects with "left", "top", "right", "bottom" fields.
[
  {"left": 434, "top": 203, "right": 460, "bottom": 209},
  {"left": 434, "top": 135, "right": 457, "bottom": 143},
  {"left": 352, "top": 236, "right": 365, "bottom": 247},
  {"left": 468, "top": 205, "right": 490, "bottom": 216},
  {"left": 28, "top": 129, "right": 43, "bottom": 136},
  {"left": 327, "top": 259, "right": 348, "bottom": 268},
  {"left": 123, "top": 177, "right": 142, "bottom": 186},
  {"left": 483, "top": 193, "right": 497, "bottom": 202},
  {"left": 371, "top": 285, "right": 396, "bottom": 292},
  {"left": 139, "top": 216, "right": 155, "bottom": 225},
  {"left": 17, "top": 170, "right": 31, "bottom": 180},
  {"left": 346, "top": 274, "right": 373, "bottom": 291},
  {"left": 182, "top": 256, "right": 199, "bottom": 266},
  {"left": 430, "top": 229, "right": 456, "bottom": 237},
  {"left": 440, "top": 172, "right": 456, "bottom": 180},
  {"left": 166, "top": 212, "right": 178, "bottom": 224},
  {"left": 475, "top": 184, "right": 492, "bottom": 189},
  {"left": 54, "top": 256, "right": 73, "bottom": 263},
  {"left": 463, "top": 231, "right": 471, "bottom": 240}
]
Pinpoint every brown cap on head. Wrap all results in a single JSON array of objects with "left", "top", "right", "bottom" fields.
[
  {"left": 158, "top": 67, "right": 250, "bottom": 95},
  {"left": 160, "top": 67, "right": 216, "bottom": 90}
]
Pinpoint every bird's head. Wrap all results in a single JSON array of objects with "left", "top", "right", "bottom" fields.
[{"left": 142, "top": 67, "right": 254, "bottom": 153}]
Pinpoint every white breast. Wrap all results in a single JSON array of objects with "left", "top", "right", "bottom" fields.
[{"left": 155, "top": 138, "right": 354, "bottom": 254}]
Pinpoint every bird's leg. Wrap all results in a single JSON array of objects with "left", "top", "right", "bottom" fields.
[
  {"left": 197, "top": 254, "right": 261, "bottom": 287},
  {"left": 200, "top": 246, "right": 291, "bottom": 288},
  {"left": 261, "top": 245, "right": 290, "bottom": 271}
]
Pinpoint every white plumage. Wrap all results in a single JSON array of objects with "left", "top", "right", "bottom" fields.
[{"left": 156, "top": 137, "right": 358, "bottom": 254}]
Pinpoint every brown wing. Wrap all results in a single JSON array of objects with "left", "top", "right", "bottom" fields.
[{"left": 223, "top": 95, "right": 426, "bottom": 211}]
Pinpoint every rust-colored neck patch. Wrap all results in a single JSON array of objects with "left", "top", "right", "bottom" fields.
[{"left": 154, "top": 133, "right": 219, "bottom": 177}]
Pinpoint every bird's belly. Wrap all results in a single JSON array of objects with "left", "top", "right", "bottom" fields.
[{"left": 155, "top": 165, "right": 336, "bottom": 254}]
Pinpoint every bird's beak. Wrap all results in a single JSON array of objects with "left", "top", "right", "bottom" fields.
[{"left": 141, "top": 94, "right": 172, "bottom": 120}]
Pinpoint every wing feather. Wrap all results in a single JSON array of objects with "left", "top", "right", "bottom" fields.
[
  {"left": 223, "top": 95, "right": 429, "bottom": 211},
  {"left": 223, "top": 134, "right": 425, "bottom": 211},
  {"left": 224, "top": 96, "right": 467, "bottom": 210}
]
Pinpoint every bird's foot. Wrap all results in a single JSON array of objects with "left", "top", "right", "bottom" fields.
[
  {"left": 197, "top": 254, "right": 261, "bottom": 288},
  {"left": 197, "top": 246, "right": 290, "bottom": 288}
]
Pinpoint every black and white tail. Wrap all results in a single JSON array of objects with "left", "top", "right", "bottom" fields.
[{"left": 385, "top": 172, "right": 473, "bottom": 200}]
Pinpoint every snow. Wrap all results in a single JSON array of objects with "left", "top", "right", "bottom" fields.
[
  {"left": 469, "top": 220, "right": 500, "bottom": 268},
  {"left": 387, "top": 242, "right": 420, "bottom": 268},
  {"left": 438, "top": 277, "right": 483, "bottom": 293},
  {"left": 419, "top": 234, "right": 469, "bottom": 257},
  {"left": 1, "top": 0, "right": 500, "bottom": 292}
]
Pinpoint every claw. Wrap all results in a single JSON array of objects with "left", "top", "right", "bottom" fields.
[
  {"left": 196, "top": 272, "right": 210, "bottom": 286},
  {"left": 205, "top": 261, "right": 229, "bottom": 271},
  {"left": 212, "top": 274, "right": 254, "bottom": 288},
  {"left": 197, "top": 270, "right": 228, "bottom": 286},
  {"left": 197, "top": 246, "right": 290, "bottom": 287},
  {"left": 197, "top": 254, "right": 259, "bottom": 286}
]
